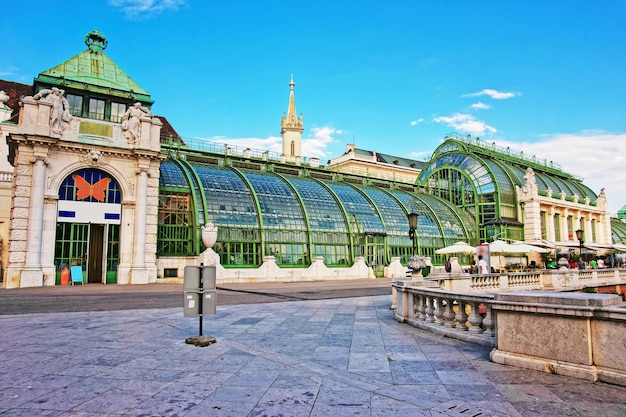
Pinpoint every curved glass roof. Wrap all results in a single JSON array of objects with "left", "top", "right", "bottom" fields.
[
  {"left": 241, "top": 171, "right": 306, "bottom": 232},
  {"left": 158, "top": 162, "right": 474, "bottom": 263},
  {"left": 283, "top": 176, "right": 347, "bottom": 233},
  {"left": 611, "top": 219, "right": 626, "bottom": 244},
  {"left": 324, "top": 182, "right": 386, "bottom": 235}
]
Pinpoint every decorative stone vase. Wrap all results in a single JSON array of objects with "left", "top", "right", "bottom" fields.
[{"left": 201, "top": 222, "right": 218, "bottom": 250}]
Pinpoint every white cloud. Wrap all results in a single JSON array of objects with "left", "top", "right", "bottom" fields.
[
  {"left": 303, "top": 126, "right": 341, "bottom": 158},
  {"left": 0, "top": 66, "right": 18, "bottom": 77},
  {"left": 410, "top": 118, "right": 425, "bottom": 126},
  {"left": 497, "top": 131, "right": 626, "bottom": 215},
  {"left": 471, "top": 102, "right": 490, "bottom": 110},
  {"left": 463, "top": 89, "right": 518, "bottom": 99},
  {"left": 433, "top": 113, "right": 496, "bottom": 136},
  {"left": 108, "top": 0, "right": 185, "bottom": 19},
  {"left": 207, "top": 126, "right": 341, "bottom": 160}
]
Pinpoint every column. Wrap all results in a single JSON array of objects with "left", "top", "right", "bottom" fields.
[
  {"left": 130, "top": 166, "right": 148, "bottom": 283},
  {"left": 21, "top": 155, "right": 48, "bottom": 286}
]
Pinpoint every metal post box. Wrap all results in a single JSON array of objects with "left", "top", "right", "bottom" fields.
[
  {"left": 202, "top": 266, "right": 216, "bottom": 289},
  {"left": 184, "top": 291, "right": 201, "bottom": 316},
  {"left": 202, "top": 290, "right": 217, "bottom": 315},
  {"left": 184, "top": 266, "right": 201, "bottom": 290},
  {"left": 183, "top": 265, "right": 217, "bottom": 317}
]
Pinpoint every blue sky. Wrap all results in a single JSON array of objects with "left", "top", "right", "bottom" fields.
[{"left": 2, "top": 1, "right": 626, "bottom": 213}]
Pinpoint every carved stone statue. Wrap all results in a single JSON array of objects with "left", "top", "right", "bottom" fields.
[
  {"left": 32, "top": 87, "right": 71, "bottom": 135},
  {"left": 121, "top": 102, "right": 152, "bottom": 144},
  {"left": 520, "top": 167, "right": 538, "bottom": 198}
]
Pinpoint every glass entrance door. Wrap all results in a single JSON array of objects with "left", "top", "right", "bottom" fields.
[{"left": 54, "top": 223, "right": 119, "bottom": 284}]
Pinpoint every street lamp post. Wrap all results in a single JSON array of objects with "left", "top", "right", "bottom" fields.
[
  {"left": 407, "top": 212, "right": 419, "bottom": 256},
  {"left": 575, "top": 229, "right": 584, "bottom": 259}
]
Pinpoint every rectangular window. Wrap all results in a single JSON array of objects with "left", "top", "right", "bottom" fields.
[
  {"left": 88, "top": 98, "right": 105, "bottom": 120},
  {"left": 567, "top": 216, "right": 574, "bottom": 240},
  {"left": 554, "top": 213, "right": 561, "bottom": 241},
  {"left": 110, "top": 102, "right": 127, "bottom": 123},
  {"left": 591, "top": 219, "right": 597, "bottom": 242},
  {"left": 540, "top": 211, "right": 547, "bottom": 240},
  {"left": 67, "top": 94, "right": 83, "bottom": 117}
]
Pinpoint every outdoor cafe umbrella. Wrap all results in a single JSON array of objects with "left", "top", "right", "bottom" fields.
[
  {"left": 488, "top": 240, "right": 519, "bottom": 254},
  {"left": 510, "top": 241, "right": 548, "bottom": 253},
  {"left": 435, "top": 241, "right": 477, "bottom": 255}
]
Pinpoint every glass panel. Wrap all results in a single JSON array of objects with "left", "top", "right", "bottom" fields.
[
  {"left": 106, "top": 224, "right": 120, "bottom": 284},
  {"left": 88, "top": 98, "right": 105, "bottom": 120},
  {"left": 324, "top": 182, "right": 385, "bottom": 234},
  {"left": 191, "top": 164, "right": 259, "bottom": 227},
  {"left": 54, "top": 223, "right": 89, "bottom": 285},
  {"left": 66, "top": 94, "right": 83, "bottom": 117},
  {"left": 110, "top": 102, "right": 127, "bottom": 123},
  {"left": 157, "top": 193, "right": 193, "bottom": 255},
  {"left": 242, "top": 171, "right": 306, "bottom": 235}
]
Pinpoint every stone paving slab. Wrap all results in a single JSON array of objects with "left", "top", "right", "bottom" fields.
[{"left": 0, "top": 295, "right": 625, "bottom": 416}]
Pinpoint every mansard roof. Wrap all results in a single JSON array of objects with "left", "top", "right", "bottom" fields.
[{"left": 33, "top": 30, "right": 152, "bottom": 104}]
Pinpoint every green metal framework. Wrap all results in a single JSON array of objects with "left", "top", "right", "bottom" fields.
[
  {"left": 418, "top": 134, "right": 598, "bottom": 243},
  {"left": 157, "top": 153, "right": 475, "bottom": 269}
]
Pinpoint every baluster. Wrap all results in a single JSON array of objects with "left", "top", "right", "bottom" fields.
[
  {"left": 407, "top": 292, "right": 415, "bottom": 319},
  {"left": 412, "top": 293, "right": 419, "bottom": 319},
  {"left": 455, "top": 300, "right": 468, "bottom": 331},
  {"left": 425, "top": 297, "right": 435, "bottom": 323},
  {"left": 434, "top": 298, "right": 445, "bottom": 326},
  {"left": 443, "top": 298, "right": 456, "bottom": 328},
  {"left": 417, "top": 294, "right": 427, "bottom": 321},
  {"left": 468, "top": 301, "right": 484, "bottom": 334},
  {"left": 482, "top": 304, "right": 495, "bottom": 337}
]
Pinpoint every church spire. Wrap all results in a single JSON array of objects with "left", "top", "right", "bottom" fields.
[
  {"left": 281, "top": 74, "right": 303, "bottom": 134},
  {"left": 281, "top": 75, "right": 303, "bottom": 160}
]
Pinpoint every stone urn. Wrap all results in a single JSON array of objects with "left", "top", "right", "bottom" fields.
[{"left": 201, "top": 222, "right": 218, "bottom": 250}]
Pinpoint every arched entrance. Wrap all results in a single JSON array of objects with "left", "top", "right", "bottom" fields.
[{"left": 54, "top": 168, "right": 122, "bottom": 284}]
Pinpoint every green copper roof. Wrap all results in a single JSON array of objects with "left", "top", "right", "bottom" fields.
[{"left": 34, "top": 30, "right": 152, "bottom": 103}]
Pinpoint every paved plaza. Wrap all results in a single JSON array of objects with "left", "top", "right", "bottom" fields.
[{"left": 1, "top": 294, "right": 625, "bottom": 416}]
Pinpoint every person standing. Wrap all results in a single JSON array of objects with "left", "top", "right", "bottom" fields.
[{"left": 478, "top": 255, "right": 489, "bottom": 274}]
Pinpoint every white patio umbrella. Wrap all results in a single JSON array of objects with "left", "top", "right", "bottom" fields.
[
  {"left": 488, "top": 240, "right": 519, "bottom": 254},
  {"left": 510, "top": 241, "right": 548, "bottom": 253},
  {"left": 435, "top": 241, "right": 477, "bottom": 255}
]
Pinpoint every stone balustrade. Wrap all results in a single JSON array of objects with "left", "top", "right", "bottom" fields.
[
  {"left": 393, "top": 272, "right": 626, "bottom": 387},
  {"left": 417, "top": 268, "right": 626, "bottom": 293},
  {"left": 0, "top": 171, "right": 13, "bottom": 183},
  {"left": 393, "top": 283, "right": 496, "bottom": 347}
]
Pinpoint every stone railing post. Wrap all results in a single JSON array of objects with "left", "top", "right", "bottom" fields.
[
  {"left": 443, "top": 298, "right": 456, "bottom": 328},
  {"left": 468, "top": 301, "right": 484, "bottom": 334},
  {"left": 434, "top": 298, "right": 445, "bottom": 325},
  {"left": 425, "top": 297, "right": 435, "bottom": 323},
  {"left": 455, "top": 300, "right": 468, "bottom": 331}
]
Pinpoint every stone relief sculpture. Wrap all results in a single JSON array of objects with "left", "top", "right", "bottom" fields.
[
  {"left": 519, "top": 167, "right": 538, "bottom": 198},
  {"left": 121, "top": 102, "right": 152, "bottom": 144},
  {"left": 32, "top": 87, "right": 71, "bottom": 135}
]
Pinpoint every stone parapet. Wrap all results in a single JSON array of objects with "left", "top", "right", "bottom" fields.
[{"left": 491, "top": 291, "right": 626, "bottom": 386}]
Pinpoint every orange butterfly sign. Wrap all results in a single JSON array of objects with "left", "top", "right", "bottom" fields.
[{"left": 73, "top": 175, "right": 111, "bottom": 202}]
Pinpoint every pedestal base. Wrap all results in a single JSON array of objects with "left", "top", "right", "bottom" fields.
[{"left": 185, "top": 335, "right": 217, "bottom": 347}]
